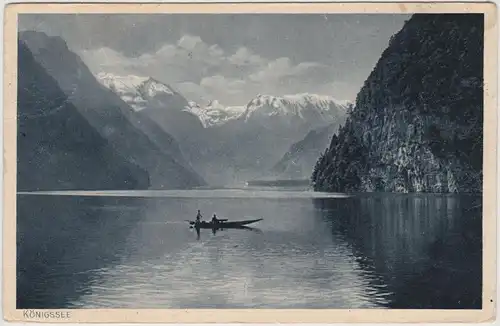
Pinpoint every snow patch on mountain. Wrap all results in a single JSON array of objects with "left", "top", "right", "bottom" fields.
[
  {"left": 184, "top": 100, "right": 245, "bottom": 128},
  {"left": 243, "top": 93, "right": 350, "bottom": 123},
  {"left": 139, "top": 77, "right": 175, "bottom": 97},
  {"left": 96, "top": 72, "right": 177, "bottom": 111},
  {"left": 97, "top": 72, "right": 147, "bottom": 91},
  {"left": 96, "top": 72, "right": 350, "bottom": 130}
]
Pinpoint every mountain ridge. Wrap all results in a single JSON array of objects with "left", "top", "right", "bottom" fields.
[
  {"left": 95, "top": 72, "right": 351, "bottom": 128},
  {"left": 19, "top": 30, "right": 206, "bottom": 189},
  {"left": 17, "top": 40, "right": 151, "bottom": 191},
  {"left": 242, "top": 93, "right": 350, "bottom": 122},
  {"left": 94, "top": 71, "right": 350, "bottom": 185},
  {"left": 271, "top": 123, "right": 341, "bottom": 180}
]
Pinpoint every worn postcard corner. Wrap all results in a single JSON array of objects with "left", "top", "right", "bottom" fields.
[{"left": 2, "top": 1, "right": 498, "bottom": 324}]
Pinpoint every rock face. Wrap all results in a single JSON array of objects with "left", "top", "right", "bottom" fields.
[
  {"left": 312, "top": 14, "right": 483, "bottom": 193},
  {"left": 17, "top": 41, "right": 150, "bottom": 191},
  {"left": 19, "top": 31, "right": 206, "bottom": 189},
  {"left": 272, "top": 123, "right": 342, "bottom": 180}
]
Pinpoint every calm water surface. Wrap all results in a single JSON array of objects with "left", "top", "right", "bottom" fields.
[{"left": 17, "top": 189, "right": 482, "bottom": 309}]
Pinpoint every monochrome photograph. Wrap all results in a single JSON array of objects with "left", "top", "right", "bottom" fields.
[{"left": 4, "top": 3, "right": 496, "bottom": 323}]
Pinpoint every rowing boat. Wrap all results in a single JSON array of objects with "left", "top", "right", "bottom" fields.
[{"left": 188, "top": 218, "right": 263, "bottom": 229}]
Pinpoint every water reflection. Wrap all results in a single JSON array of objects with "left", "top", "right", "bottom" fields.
[
  {"left": 313, "top": 194, "right": 482, "bottom": 309},
  {"left": 16, "top": 195, "right": 146, "bottom": 308},
  {"left": 192, "top": 225, "right": 263, "bottom": 239},
  {"left": 17, "top": 192, "right": 481, "bottom": 309}
]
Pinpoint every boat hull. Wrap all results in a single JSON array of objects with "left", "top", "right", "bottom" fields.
[{"left": 189, "top": 218, "right": 263, "bottom": 229}]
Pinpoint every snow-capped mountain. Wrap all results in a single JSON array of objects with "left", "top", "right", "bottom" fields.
[
  {"left": 190, "top": 94, "right": 350, "bottom": 185},
  {"left": 97, "top": 72, "right": 148, "bottom": 111},
  {"left": 19, "top": 32, "right": 206, "bottom": 190},
  {"left": 97, "top": 72, "right": 149, "bottom": 94},
  {"left": 96, "top": 72, "right": 178, "bottom": 111},
  {"left": 96, "top": 72, "right": 207, "bottom": 171},
  {"left": 184, "top": 100, "right": 245, "bottom": 128},
  {"left": 96, "top": 73, "right": 350, "bottom": 131},
  {"left": 186, "top": 93, "right": 350, "bottom": 129},
  {"left": 94, "top": 72, "right": 351, "bottom": 185},
  {"left": 242, "top": 93, "right": 350, "bottom": 125},
  {"left": 97, "top": 72, "right": 243, "bottom": 128}
]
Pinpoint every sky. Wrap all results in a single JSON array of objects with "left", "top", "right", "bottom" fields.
[{"left": 19, "top": 14, "right": 411, "bottom": 106}]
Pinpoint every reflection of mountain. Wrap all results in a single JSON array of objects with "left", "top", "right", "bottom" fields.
[
  {"left": 17, "top": 41, "right": 150, "bottom": 191},
  {"left": 19, "top": 31, "right": 205, "bottom": 189},
  {"left": 312, "top": 14, "right": 483, "bottom": 193},
  {"left": 313, "top": 194, "right": 482, "bottom": 308}
]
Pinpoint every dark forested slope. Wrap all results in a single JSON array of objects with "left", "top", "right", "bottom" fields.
[
  {"left": 17, "top": 41, "right": 150, "bottom": 191},
  {"left": 19, "top": 31, "right": 206, "bottom": 189},
  {"left": 312, "top": 14, "right": 483, "bottom": 193}
]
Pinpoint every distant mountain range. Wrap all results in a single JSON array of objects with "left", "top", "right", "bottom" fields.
[
  {"left": 96, "top": 72, "right": 349, "bottom": 130},
  {"left": 198, "top": 94, "right": 348, "bottom": 184},
  {"left": 17, "top": 31, "right": 350, "bottom": 188},
  {"left": 241, "top": 93, "right": 350, "bottom": 125},
  {"left": 17, "top": 15, "right": 483, "bottom": 194},
  {"left": 97, "top": 72, "right": 350, "bottom": 184},
  {"left": 18, "top": 31, "right": 206, "bottom": 190}
]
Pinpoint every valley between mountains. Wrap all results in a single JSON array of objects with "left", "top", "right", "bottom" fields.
[
  {"left": 97, "top": 71, "right": 350, "bottom": 185},
  {"left": 18, "top": 14, "right": 483, "bottom": 193},
  {"left": 18, "top": 30, "right": 350, "bottom": 189}
]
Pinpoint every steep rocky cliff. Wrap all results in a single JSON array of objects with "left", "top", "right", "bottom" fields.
[
  {"left": 19, "top": 31, "right": 206, "bottom": 189},
  {"left": 17, "top": 41, "right": 150, "bottom": 191},
  {"left": 312, "top": 14, "right": 483, "bottom": 193}
]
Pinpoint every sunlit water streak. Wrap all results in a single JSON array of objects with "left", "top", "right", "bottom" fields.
[{"left": 17, "top": 189, "right": 351, "bottom": 199}]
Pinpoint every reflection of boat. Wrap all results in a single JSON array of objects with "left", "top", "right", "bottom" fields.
[
  {"left": 188, "top": 218, "right": 263, "bottom": 229},
  {"left": 192, "top": 223, "right": 262, "bottom": 240}
]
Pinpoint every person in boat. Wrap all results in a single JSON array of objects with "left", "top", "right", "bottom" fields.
[
  {"left": 211, "top": 213, "right": 219, "bottom": 224},
  {"left": 196, "top": 210, "right": 202, "bottom": 223}
]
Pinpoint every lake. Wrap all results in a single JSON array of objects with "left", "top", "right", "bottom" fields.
[{"left": 16, "top": 189, "right": 482, "bottom": 309}]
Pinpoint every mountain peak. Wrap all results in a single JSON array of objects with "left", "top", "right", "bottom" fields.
[
  {"left": 19, "top": 31, "right": 70, "bottom": 53},
  {"left": 138, "top": 77, "right": 175, "bottom": 97},
  {"left": 206, "top": 99, "right": 225, "bottom": 110},
  {"left": 184, "top": 100, "right": 245, "bottom": 128},
  {"left": 243, "top": 93, "right": 350, "bottom": 122},
  {"left": 97, "top": 72, "right": 149, "bottom": 88},
  {"left": 96, "top": 72, "right": 181, "bottom": 111}
]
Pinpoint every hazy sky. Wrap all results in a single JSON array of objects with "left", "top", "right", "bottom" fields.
[{"left": 19, "top": 14, "right": 410, "bottom": 106}]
